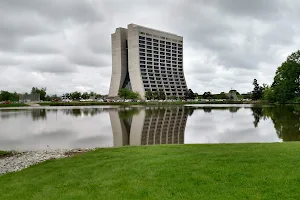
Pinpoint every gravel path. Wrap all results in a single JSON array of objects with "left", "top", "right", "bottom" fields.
[{"left": 0, "top": 149, "right": 89, "bottom": 175}]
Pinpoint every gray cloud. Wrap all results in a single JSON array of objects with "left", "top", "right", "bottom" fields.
[{"left": 0, "top": 0, "right": 300, "bottom": 94}]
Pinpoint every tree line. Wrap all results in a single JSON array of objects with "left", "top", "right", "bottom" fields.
[
  {"left": 0, "top": 87, "right": 103, "bottom": 102},
  {"left": 251, "top": 50, "right": 300, "bottom": 103},
  {"left": 117, "top": 88, "right": 251, "bottom": 100}
]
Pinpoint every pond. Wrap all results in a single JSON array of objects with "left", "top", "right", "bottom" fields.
[{"left": 0, "top": 105, "right": 299, "bottom": 151}]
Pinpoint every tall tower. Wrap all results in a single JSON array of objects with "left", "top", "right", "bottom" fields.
[{"left": 109, "top": 24, "right": 187, "bottom": 100}]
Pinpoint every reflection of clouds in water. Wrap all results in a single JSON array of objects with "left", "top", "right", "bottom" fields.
[
  {"left": 0, "top": 129, "right": 76, "bottom": 151},
  {"left": 1, "top": 105, "right": 298, "bottom": 150},
  {"left": 185, "top": 108, "right": 279, "bottom": 144},
  {"left": 0, "top": 108, "right": 114, "bottom": 151}
]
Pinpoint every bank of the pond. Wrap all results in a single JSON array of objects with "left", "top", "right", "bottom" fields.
[
  {"left": 0, "top": 151, "right": 10, "bottom": 157},
  {"left": 1, "top": 143, "right": 299, "bottom": 200},
  {"left": 39, "top": 100, "right": 258, "bottom": 107},
  {"left": 0, "top": 103, "right": 28, "bottom": 108},
  {"left": 0, "top": 149, "right": 90, "bottom": 175}
]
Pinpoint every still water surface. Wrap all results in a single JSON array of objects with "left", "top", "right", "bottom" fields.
[{"left": 0, "top": 105, "right": 299, "bottom": 150}]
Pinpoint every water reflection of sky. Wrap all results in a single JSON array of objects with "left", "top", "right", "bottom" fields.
[
  {"left": 185, "top": 108, "right": 280, "bottom": 144},
  {"left": 0, "top": 108, "right": 114, "bottom": 150},
  {"left": 0, "top": 105, "right": 288, "bottom": 151}
]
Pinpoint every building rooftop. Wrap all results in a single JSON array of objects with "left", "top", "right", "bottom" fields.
[{"left": 129, "top": 23, "right": 182, "bottom": 38}]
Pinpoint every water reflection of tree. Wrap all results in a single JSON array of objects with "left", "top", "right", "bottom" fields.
[
  {"left": 229, "top": 107, "right": 240, "bottom": 113},
  {"left": 194, "top": 107, "right": 240, "bottom": 113},
  {"left": 203, "top": 107, "right": 212, "bottom": 113},
  {"left": 250, "top": 107, "right": 264, "bottom": 127},
  {"left": 62, "top": 108, "right": 110, "bottom": 117},
  {"left": 119, "top": 108, "right": 141, "bottom": 119},
  {"left": 31, "top": 109, "right": 47, "bottom": 121},
  {"left": 262, "top": 106, "right": 300, "bottom": 141}
]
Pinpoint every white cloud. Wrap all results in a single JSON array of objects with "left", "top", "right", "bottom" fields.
[{"left": 1, "top": 0, "right": 300, "bottom": 95}]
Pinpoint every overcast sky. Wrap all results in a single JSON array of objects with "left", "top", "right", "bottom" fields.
[{"left": 1, "top": 0, "right": 299, "bottom": 95}]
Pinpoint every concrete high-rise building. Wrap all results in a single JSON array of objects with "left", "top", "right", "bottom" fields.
[{"left": 109, "top": 24, "right": 188, "bottom": 99}]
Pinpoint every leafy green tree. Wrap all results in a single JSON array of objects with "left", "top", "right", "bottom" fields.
[
  {"left": 202, "top": 91, "right": 212, "bottom": 99},
  {"left": 272, "top": 50, "right": 300, "bottom": 103},
  {"left": 81, "top": 92, "right": 89, "bottom": 99},
  {"left": 251, "top": 79, "right": 263, "bottom": 100},
  {"left": 194, "top": 93, "right": 199, "bottom": 99},
  {"left": 158, "top": 90, "right": 166, "bottom": 100},
  {"left": 152, "top": 91, "right": 159, "bottom": 100},
  {"left": 185, "top": 89, "right": 195, "bottom": 99},
  {"left": 145, "top": 90, "right": 153, "bottom": 100},
  {"left": 218, "top": 92, "right": 228, "bottom": 99},
  {"left": 89, "top": 92, "right": 96, "bottom": 97},
  {"left": 31, "top": 87, "right": 47, "bottom": 101},
  {"left": 118, "top": 88, "right": 139, "bottom": 100},
  {"left": 0, "top": 91, "right": 19, "bottom": 101},
  {"left": 70, "top": 91, "right": 82, "bottom": 100},
  {"left": 263, "top": 85, "right": 276, "bottom": 103},
  {"left": 168, "top": 95, "right": 177, "bottom": 100}
]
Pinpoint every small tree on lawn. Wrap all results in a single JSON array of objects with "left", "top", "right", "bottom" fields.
[{"left": 118, "top": 88, "right": 140, "bottom": 100}]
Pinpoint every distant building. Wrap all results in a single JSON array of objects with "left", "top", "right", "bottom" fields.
[
  {"left": 109, "top": 24, "right": 188, "bottom": 100},
  {"left": 227, "top": 90, "right": 238, "bottom": 100},
  {"left": 19, "top": 93, "right": 40, "bottom": 102}
]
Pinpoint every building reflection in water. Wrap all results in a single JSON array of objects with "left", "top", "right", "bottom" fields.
[{"left": 110, "top": 107, "right": 188, "bottom": 147}]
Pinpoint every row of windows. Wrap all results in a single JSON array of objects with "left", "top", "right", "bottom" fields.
[
  {"left": 140, "top": 57, "right": 181, "bottom": 62},
  {"left": 142, "top": 73, "right": 184, "bottom": 81},
  {"left": 139, "top": 32, "right": 183, "bottom": 43},
  {"left": 140, "top": 67, "right": 184, "bottom": 73},
  {"left": 139, "top": 36, "right": 182, "bottom": 46},
  {"left": 144, "top": 90, "right": 185, "bottom": 96},
  {"left": 142, "top": 79, "right": 186, "bottom": 85},
  {"left": 141, "top": 68, "right": 183, "bottom": 72},
  {"left": 139, "top": 46, "right": 182, "bottom": 52},
  {"left": 139, "top": 47, "right": 182, "bottom": 54},
  {"left": 141, "top": 65, "right": 183, "bottom": 70},
  {"left": 140, "top": 66, "right": 183, "bottom": 71},
  {"left": 144, "top": 84, "right": 186, "bottom": 89},
  {"left": 143, "top": 78, "right": 185, "bottom": 83},
  {"left": 139, "top": 42, "right": 182, "bottom": 49},
  {"left": 140, "top": 60, "right": 183, "bottom": 64},
  {"left": 143, "top": 119, "right": 186, "bottom": 125},
  {"left": 142, "top": 74, "right": 185, "bottom": 79},
  {"left": 140, "top": 64, "right": 183, "bottom": 68},
  {"left": 140, "top": 57, "right": 183, "bottom": 62},
  {"left": 142, "top": 76, "right": 186, "bottom": 81},
  {"left": 140, "top": 53, "right": 182, "bottom": 58},
  {"left": 143, "top": 82, "right": 186, "bottom": 86},
  {"left": 139, "top": 41, "right": 182, "bottom": 50}
]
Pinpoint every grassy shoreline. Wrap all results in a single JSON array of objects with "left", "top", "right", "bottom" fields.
[
  {"left": 0, "top": 151, "right": 12, "bottom": 158},
  {"left": 1, "top": 143, "right": 299, "bottom": 199},
  {"left": 38, "top": 100, "right": 258, "bottom": 107},
  {"left": 0, "top": 103, "right": 28, "bottom": 108},
  {"left": 0, "top": 151, "right": 9, "bottom": 156}
]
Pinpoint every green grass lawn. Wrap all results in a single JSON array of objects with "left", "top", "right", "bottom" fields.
[
  {"left": 1, "top": 143, "right": 300, "bottom": 199},
  {"left": 0, "top": 151, "right": 9, "bottom": 156},
  {"left": 0, "top": 103, "right": 28, "bottom": 108}
]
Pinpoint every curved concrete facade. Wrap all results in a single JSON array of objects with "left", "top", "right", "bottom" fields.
[{"left": 109, "top": 24, "right": 187, "bottom": 99}]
